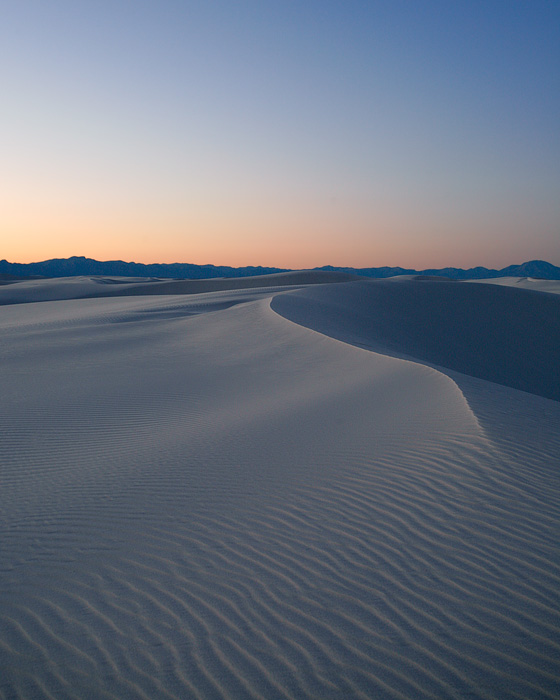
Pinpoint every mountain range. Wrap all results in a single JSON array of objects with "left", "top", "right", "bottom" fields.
[{"left": 1, "top": 256, "right": 559, "bottom": 280}]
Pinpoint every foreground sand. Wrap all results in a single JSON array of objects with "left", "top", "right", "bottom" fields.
[{"left": 1, "top": 275, "right": 559, "bottom": 699}]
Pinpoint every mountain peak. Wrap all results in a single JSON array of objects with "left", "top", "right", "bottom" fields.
[{"left": 0, "top": 257, "right": 559, "bottom": 280}]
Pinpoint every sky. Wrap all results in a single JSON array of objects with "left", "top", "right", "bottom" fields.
[{"left": 2, "top": 0, "right": 559, "bottom": 269}]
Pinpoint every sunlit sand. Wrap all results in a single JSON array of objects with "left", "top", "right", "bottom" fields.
[{"left": 1, "top": 274, "right": 559, "bottom": 699}]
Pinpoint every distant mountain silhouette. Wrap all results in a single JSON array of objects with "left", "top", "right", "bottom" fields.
[
  {"left": 315, "top": 259, "right": 560, "bottom": 280},
  {"left": 1, "top": 256, "right": 559, "bottom": 280},
  {"left": 497, "top": 260, "right": 560, "bottom": 279},
  {"left": 0, "top": 256, "right": 288, "bottom": 279}
]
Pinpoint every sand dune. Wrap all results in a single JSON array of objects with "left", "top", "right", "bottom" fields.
[
  {"left": 463, "top": 276, "right": 560, "bottom": 295},
  {"left": 0, "top": 270, "right": 358, "bottom": 306},
  {"left": 0, "top": 278, "right": 558, "bottom": 699},
  {"left": 272, "top": 277, "right": 560, "bottom": 400}
]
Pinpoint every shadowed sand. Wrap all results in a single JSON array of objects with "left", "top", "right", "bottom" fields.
[
  {"left": 271, "top": 277, "right": 560, "bottom": 401},
  {"left": 0, "top": 275, "right": 558, "bottom": 699}
]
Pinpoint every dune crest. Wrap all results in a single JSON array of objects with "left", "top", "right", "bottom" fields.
[
  {"left": 271, "top": 278, "right": 560, "bottom": 401},
  {"left": 1, "top": 281, "right": 559, "bottom": 699},
  {"left": 0, "top": 270, "right": 358, "bottom": 306}
]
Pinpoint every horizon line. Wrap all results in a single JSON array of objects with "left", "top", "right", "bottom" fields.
[{"left": 2, "top": 255, "right": 559, "bottom": 272}]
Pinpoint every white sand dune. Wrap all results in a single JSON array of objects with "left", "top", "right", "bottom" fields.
[
  {"left": 272, "top": 277, "right": 560, "bottom": 401},
  {"left": 0, "top": 275, "right": 159, "bottom": 305},
  {"left": 463, "top": 276, "right": 560, "bottom": 295},
  {"left": 0, "top": 277, "right": 559, "bottom": 699},
  {"left": 0, "top": 270, "right": 358, "bottom": 306}
]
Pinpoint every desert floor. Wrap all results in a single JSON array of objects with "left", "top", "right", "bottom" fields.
[{"left": 1, "top": 274, "right": 559, "bottom": 699}]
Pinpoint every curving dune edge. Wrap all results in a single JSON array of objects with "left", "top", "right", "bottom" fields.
[{"left": 0, "top": 275, "right": 559, "bottom": 699}]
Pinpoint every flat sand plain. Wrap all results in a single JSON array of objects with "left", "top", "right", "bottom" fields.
[{"left": 1, "top": 274, "right": 559, "bottom": 699}]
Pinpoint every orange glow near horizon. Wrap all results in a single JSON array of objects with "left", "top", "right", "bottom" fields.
[
  {"left": 2, "top": 2, "right": 559, "bottom": 274},
  {"left": 3, "top": 173, "right": 558, "bottom": 271},
  {"left": 4, "top": 216, "right": 557, "bottom": 271}
]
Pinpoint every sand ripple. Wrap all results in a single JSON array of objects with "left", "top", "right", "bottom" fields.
[{"left": 1, "top": 288, "right": 559, "bottom": 699}]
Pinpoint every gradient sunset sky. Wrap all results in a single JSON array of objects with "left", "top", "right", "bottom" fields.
[{"left": 2, "top": 0, "right": 559, "bottom": 269}]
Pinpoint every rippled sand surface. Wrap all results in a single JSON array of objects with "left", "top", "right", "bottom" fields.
[{"left": 1, "top": 275, "right": 559, "bottom": 699}]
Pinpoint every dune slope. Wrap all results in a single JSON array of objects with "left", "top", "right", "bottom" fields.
[
  {"left": 271, "top": 278, "right": 560, "bottom": 401},
  {"left": 0, "top": 282, "right": 559, "bottom": 699},
  {"left": 0, "top": 270, "right": 358, "bottom": 306},
  {"left": 463, "top": 276, "right": 560, "bottom": 295}
]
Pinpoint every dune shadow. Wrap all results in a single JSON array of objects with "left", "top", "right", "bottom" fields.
[{"left": 271, "top": 279, "right": 560, "bottom": 402}]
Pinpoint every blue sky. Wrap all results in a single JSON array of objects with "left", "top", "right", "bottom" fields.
[{"left": 2, "top": 0, "right": 559, "bottom": 268}]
